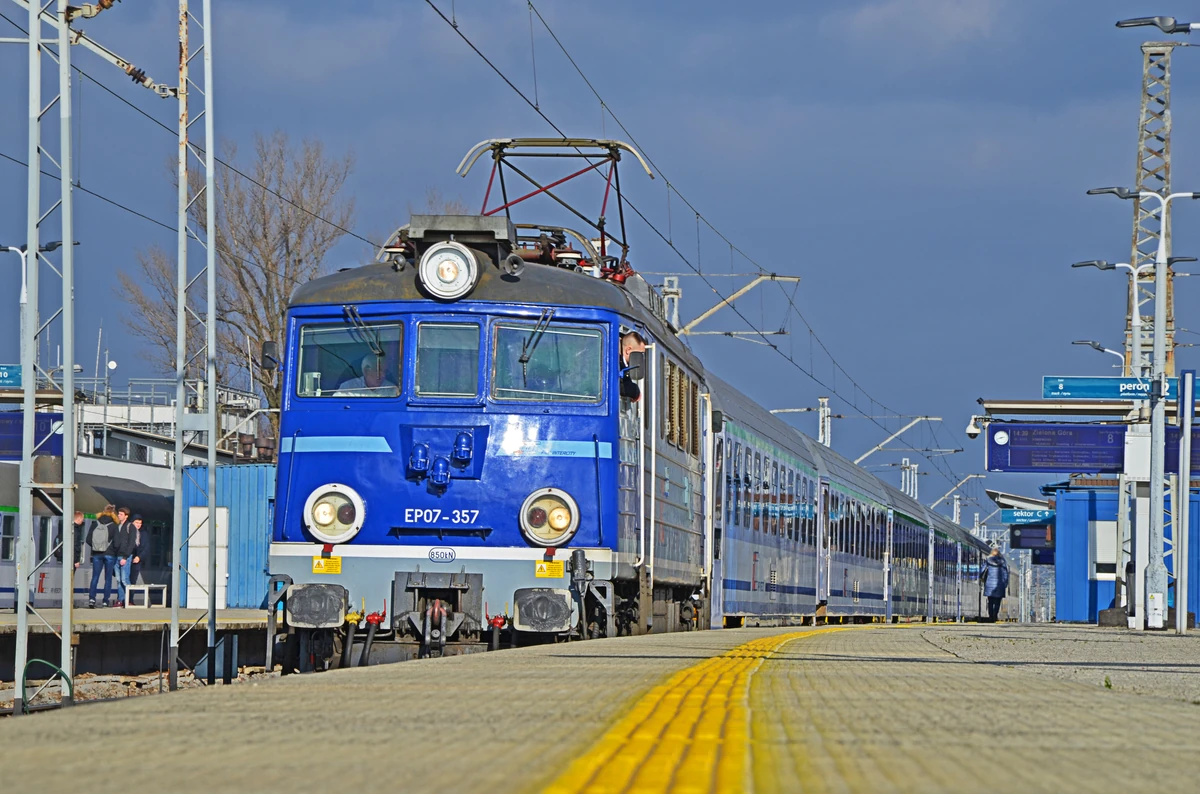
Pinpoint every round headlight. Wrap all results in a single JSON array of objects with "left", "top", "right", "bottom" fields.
[
  {"left": 519, "top": 488, "right": 580, "bottom": 547},
  {"left": 418, "top": 241, "right": 478, "bottom": 300},
  {"left": 312, "top": 501, "right": 337, "bottom": 527},
  {"left": 302, "top": 483, "right": 366, "bottom": 545}
]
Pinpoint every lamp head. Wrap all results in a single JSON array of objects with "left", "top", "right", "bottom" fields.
[
  {"left": 1168, "top": 256, "right": 1198, "bottom": 266},
  {"left": 40, "top": 241, "right": 62, "bottom": 252},
  {"left": 1087, "top": 187, "right": 1137, "bottom": 200},
  {"left": 1072, "top": 260, "right": 1114, "bottom": 270},
  {"left": 1072, "top": 340, "right": 1104, "bottom": 352},
  {"left": 1116, "top": 16, "right": 1192, "bottom": 34}
]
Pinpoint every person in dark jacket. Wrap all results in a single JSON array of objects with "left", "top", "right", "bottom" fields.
[
  {"left": 128, "top": 514, "right": 147, "bottom": 587},
  {"left": 980, "top": 547, "right": 1010, "bottom": 622},
  {"left": 87, "top": 505, "right": 118, "bottom": 608},
  {"left": 55, "top": 511, "right": 87, "bottom": 566},
  {"left": 111, "top": 506, "right": 135, "bottom": 608}
]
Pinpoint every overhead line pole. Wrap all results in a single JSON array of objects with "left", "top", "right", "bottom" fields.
[
  {"left": 854, "top": 417, "right": 941, "bottom": 465},
  {"left": 202, "top": 0, "right": 218, "bottom": 685},
  {"left": 12, "top": 0, "right": 41, "bottom": 719},
  {"left": 56, "top": 0, "right": 77, "bottom": 706},
  {"left": 929, "top": 474, "right": 985, "bottom": 511},
  {"left": 168, "top": 0, "right": 188, "bottom": 691}
]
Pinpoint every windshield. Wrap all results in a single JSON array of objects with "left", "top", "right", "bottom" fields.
[
  {"left": 491, "top": 322, "right": 603, "bottom": 403},
  {"left": 296, "top": 322, "right": 402, "bottom": 398},
  {"left": 416, "top": 322, "right": 480, "bottom": 398}
]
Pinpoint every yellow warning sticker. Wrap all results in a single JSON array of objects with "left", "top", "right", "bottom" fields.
[
  {"left": 534, "top": 560, "right": 565, "bottom": 578},
  {"left": 312, "top": 556, "right": 342, "bottom": 574}
]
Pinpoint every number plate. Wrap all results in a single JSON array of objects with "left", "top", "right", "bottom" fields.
[
  {"left": 535, "top": 560, "right": 564, "bottom": 578},
  {"left": 402, "top": 508, "right": 481, "bottom": 525},
  {"left": 312, "top": 556, "right": 342, "bottom": 574}
]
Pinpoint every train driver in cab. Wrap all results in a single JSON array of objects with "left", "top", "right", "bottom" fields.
[
  {"left": 619, "top": 330, "right": 646, "bottom": 402},
  {"left": 335, "top": 353, "right": 397, "bottom": 397}
]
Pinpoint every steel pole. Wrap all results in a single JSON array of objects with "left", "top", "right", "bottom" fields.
[
  {"left": 1147, "top": 195, "right": 1172, "bottom": 629},
  {"left": 1177, "top": 370, "right": 1194, "bottom": 634},
  {"left": 1130, "top": 269, "right": 1144, "bottom": 377},
  {"left": 203, "top": 0, "right": 218, "bottom": 685},
  {"left": 57, "top": 0, "right": 76, "bottom": 705},
  {"left": 13, "top": 0, "right": 41, "bottom": 719},
  {"left": 168, "top": 0, "right": 188, "bottom": 691}
]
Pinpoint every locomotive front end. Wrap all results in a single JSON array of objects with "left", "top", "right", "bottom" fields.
[{"left": 267, "top": 214, "right": 628, "bottom": 669}]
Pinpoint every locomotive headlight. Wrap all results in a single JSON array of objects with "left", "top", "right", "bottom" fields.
[
  {"left": 519, "top": 488, "right": 579, "bottom": 547},
  {"left": 418, "top": 241, "right": 478, "bottom": 301},
  {"left": 302, "top": 483, "right": 366, "bottom": 545}
]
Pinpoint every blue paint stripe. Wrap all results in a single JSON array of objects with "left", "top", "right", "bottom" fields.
[
  {"left": 495, "top": 440, "right": 613, "bottom": 459},
  {"left": 723, "top": 577, "right": 817, "bottom": 596},
  {"left": 280, "top": 436, "right": 393, "bottom": 454}
]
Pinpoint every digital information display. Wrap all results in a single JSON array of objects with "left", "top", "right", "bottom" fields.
[
  {"left": 0, "top": 412, "right": 64, "bottom": 461},
  {"left": 986, "top": 424, "right": 1125, "bottom": 474},
  {"left": 1031, "top": 548, "right": 1055, "bottom": 566},
  {"left": 1010, "top": 525, "right": 1054, "bottom": 550}
]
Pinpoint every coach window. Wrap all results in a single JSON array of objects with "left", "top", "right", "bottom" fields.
[
  {"left": 690, "top": 381, "right": 700, "bottom": 458},
  {"left": 1, "top": 513, "right": 14, "bottom": 560},
  {"left": 731, "top": 442, "right": 741, "bottom": 526},
  {"left": 679, "top": 373, "right": 689, "bottom": 453},
  {"left": 492, "top": 323, "right": 603, "bottom": 403},
  {"left": 739, "top": 448, "right": 748, "bottom": 527},
  {"left": 297, "top": 322, "right": 402, "bottom": 398},
  {"left": 416, "top": 322, "right": 480, "bottom": 398},
  {"left": 714, "top": 439, "right": 724, "bottom": 523},
  {"left": 784, "top": 469, "right": 793, "bottom": 541},
  {"left": 753, "top": 453, "right": 763, "bottom": 532}
]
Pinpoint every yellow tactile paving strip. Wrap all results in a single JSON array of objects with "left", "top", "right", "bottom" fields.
[{"left": 544, "top": 626, "right": 865, "bottom": 794}]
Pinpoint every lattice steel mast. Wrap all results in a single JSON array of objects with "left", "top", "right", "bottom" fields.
[{"left": 1126, "top": 43, "right": 1180, "bottom": 377}]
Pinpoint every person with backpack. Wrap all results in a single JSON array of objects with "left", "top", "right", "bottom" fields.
[{"left": 87, "top": 505, "right": 118, "bottom": 608}]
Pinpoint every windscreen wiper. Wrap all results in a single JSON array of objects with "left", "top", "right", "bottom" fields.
[
  {"left": 343, "top": 304, "right": 384, "bottom": 357},
  {"left": 519, "top": 308, "right": 556, "bottom": 386}
]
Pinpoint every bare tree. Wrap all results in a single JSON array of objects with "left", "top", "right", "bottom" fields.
[
  {"left": 119, "top": 132, "right": 356, "bottom": 433},
  {"left": 410, "top": 186, "right": 471, "bottom": 216}
]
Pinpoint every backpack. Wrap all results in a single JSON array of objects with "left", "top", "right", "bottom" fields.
[{"left": 91, "top": 522, "right": 112, "bottom": 554}]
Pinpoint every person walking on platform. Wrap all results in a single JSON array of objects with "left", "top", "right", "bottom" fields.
[
  {"left": 87, "top": 506, "right": 118, "bottom": 608},
  {"left": 980, "top": 547, "right": 1010, "bottom": 622},
  {"left": 128, "top": 514, "right": 147, "bottom": 587},
  {"left": 112, "top": 506, "right": 135, "bottom": 608}
]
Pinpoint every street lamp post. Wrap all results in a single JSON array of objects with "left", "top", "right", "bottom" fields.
[
  {"left": 1072, "top": 339, "right": 1127, "bottom": 367},
  {"left": 1089, "top": 186, "right": 1200, "bottom": 628},
  {"left": 2, "top": 240, "right": 64, "bottom": 306},
  {"left": 1072, "top": 257, "right": 1197, "bottom": 377}
]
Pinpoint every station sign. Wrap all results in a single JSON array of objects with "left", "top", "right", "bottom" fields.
[
  {"left": 1031, "top": 548, "right": 1055, "bottom": 566},
  {"left": 986, "top": 424, "right": 1125, "bottom": 474},
  {"left": 1042, "top": 376, "right": 1177, "bottom": 400},
  {"left": 1001, "top": 509, "right": 1055, "bottom": 525},
  {"left": 1010, "top": 525, "right": 1054, "bottom": 550},
  {"left": 0, "top": 411, "right": 64, "bottom": 460},
  {"left": 0, "top": 365, "right": 19, "bottom": 388}
]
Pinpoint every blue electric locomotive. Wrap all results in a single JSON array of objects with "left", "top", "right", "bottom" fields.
[{"left": 265, "top": 138, "right": 990, "bottom": 670}]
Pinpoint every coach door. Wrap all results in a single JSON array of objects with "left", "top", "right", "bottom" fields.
[
  {"left": 884, "top": 508, "right": 894, "bottom": 622},
  {"left": 817, "top": 481, "right": 830, "bottom": 602}
]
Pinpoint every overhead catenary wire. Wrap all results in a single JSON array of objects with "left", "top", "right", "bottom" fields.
[
  {"left": 0, "top": 9, "right": 379, "bottom": 250},
  {"left": 429, "top": 0, "right": 977, "bottom": 501},
  {"left": 0, "top": 148, "right": 308, "bottom": 290}
]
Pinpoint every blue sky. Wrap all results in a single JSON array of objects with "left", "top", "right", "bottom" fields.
[{"left": 1, "top": 0, "right": 1196, "bottom": 519}]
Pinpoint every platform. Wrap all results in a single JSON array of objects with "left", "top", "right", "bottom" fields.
[
  {"left": 0, "top": 607, "right": 272, "bottom": 634},
  {"left": 3, "top": 624, "right": 1200, "bottom": 792},
  {"left": 0, "top": 608, "right": 273, "bottom": 681}
]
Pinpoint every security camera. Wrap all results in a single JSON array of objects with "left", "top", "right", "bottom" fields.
[{"left": 965, "top": 417, "right": 982, "bottom": 439}]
